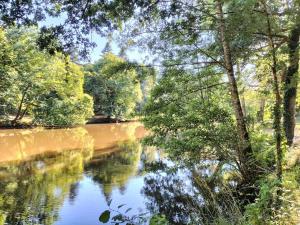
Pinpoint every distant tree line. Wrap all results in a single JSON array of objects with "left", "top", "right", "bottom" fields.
[
  {"left": 84, "top": 53, "right": 155, "bottom": 121},
  {"left": 0, "top": 27, "right": 155, "bottom": 127}
]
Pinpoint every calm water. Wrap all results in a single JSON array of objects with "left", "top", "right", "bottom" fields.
[{"left": 0, "top": 123, "right": 156, "bottom": 225}]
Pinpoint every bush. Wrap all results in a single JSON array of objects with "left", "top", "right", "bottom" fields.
[
  {"left": 244, "top": 166, "right": 300, "bottom": 225},
  {"left": 33, "top": 94, "right": 93, "bottom": 126}
]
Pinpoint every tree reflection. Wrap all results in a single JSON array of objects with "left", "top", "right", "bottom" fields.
[
  {"left": 68, "top": 182, "right": 80, "bottom": 205},
  {"left": 0, "top": 123, "right": 147, "bottom": 225},
  {"left": 0, "top": 131, "right": 94, "bottom": 225},
  {"left": 142, "top": 161, "right": 243, "bottom": 225},
  {"left": 0, "top": 127, "right": 95, "bottom": 163},
  {"left": 85, "top": 140, "right": 142, "bottom": 201}
]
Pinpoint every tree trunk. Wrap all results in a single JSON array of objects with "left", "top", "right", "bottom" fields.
[
  {"left": 257, "top": 98, "right": 265, "bottom": 122},
  {"left": 236, "top": 62, "right": 247, "bottom": 116},
  {"left": 241, "top": 94, "right": 247, "bottom": 117},
  {"left": 283, "top": 23, "right": 300, "bottom": 146},
  {"left": 19, "top": 105, "right": 29, "bottom": 120},
  {"left": 12, "top": 85, "right": 30, "bottom": 123},
  {"left": 262, "top": 1, "right": 282, "bottom": 182},
  {"left": 216, "top": 0, "right": 253, "bottom": 182}
]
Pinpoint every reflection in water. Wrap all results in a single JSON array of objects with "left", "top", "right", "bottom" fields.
[
  {"left": 142, "top": 161, "right": 242, "bottom": 225},
  {"left": 85, "top": 141, "right": 142, "bottom": 201},
  {"left": 0, "top": 124, "right": 236, "bottom": 225},
  {"left": 0, "top": 123, "right": 147, "bottom": 225},
  {"left": 0, "top": 123, "right": 146, "bottom": 163},
  {"left": 0, "top": 146, "right": 93, "bottom": 225}
]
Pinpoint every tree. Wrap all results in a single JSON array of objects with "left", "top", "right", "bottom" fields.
[
  {"left": 143, "top": 68, "right": 237, "bottom": 170},
  {"left": 215, "top": 0, "right": 254, "bottom": 181},
  {"left": 0, "top": 27, "right": 15, "bottom": 118},
  {"left": 1, "top": 1, "right": 299, "bottom": 222},
  {"left": 0, "top": 26, "right": 94, "bottom": 126},
  {"left": 84, "top": 53, "right": 143, "bottom": 120},
  {"left": 5, "top": 26, "right": 49, "bottom": 123},
  {"left": 283, "top": 0, "right": 300, "bottom": 146},
  {"left": 239, "top": 0, "right": 299, "bottom": 182},
  {"left": 32, "top": 54, "right": 94, "bottom": 126},
  {"left": 259, "top": 0, "right": 283, "bottom": 182},
  {"left": 0, "top": 0, "right": 133, "bottom": 58},
  {"left": 110, "top": 0, "right": 261, "bottom": 183}
]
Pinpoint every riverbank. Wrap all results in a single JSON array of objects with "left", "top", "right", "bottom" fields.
[
  {"left": 0, "top": 115, "right": 140, "bottom": 129},
  {"left": 86, "top": 115, "right": 139, "bottom": 124}
]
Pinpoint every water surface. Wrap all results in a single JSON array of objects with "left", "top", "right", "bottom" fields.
[{"left": 0, "top": 123, "right": 153, "bottom": 225}]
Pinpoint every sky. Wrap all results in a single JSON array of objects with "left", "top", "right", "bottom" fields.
[
  {"left": 40, "top": 16, "right": 148, "bottom": 64},
  {"left": 89, "top": 35, "right": 148, "bottom": 64}
]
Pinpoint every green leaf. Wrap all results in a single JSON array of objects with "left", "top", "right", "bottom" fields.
[{"left": 99, "top": 210, "right": 110, "bottom": 223}]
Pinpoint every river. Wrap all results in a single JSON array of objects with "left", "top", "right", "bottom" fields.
[{"left": 0, "top": 122, "right": 156, "bottom": 225}]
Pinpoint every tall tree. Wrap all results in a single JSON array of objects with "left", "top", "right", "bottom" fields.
[
  {"left": 120, "top": 0, "right": 258, "bottom": 182},
  {"left": 260, "top": 0, "right": 283, "bottom": 182},
  {"left": 283, "top": 1, "right": 300, "bottom": 146},
  {"left": 216, "top": 0, "right": 253, "bottom": 181}
]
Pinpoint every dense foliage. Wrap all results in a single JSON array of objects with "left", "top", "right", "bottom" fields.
[
  {"left": 0, "top": 28, "right": 154, "bottom": 126},
  {"left": 0, "top": 27, "right": 94, "bottom": 126},
  {"left": 84, "top": 53, "right": 155, "bottom": 120},
  {"left": 110, "top": 0, "right": 300, "bottom": 224},
  {"left": 143, "top": 68, "right": 236, "bottom": 165}
]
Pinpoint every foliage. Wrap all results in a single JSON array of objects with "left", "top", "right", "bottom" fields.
[
  {"left": 0, "top": 28, "right": 15, "bottom": 118},
  {"left": 99, "top": 207, "right": 169, "bottom": 225},
  {"left": 0, "top": 0, "right": 134, "bottom": 58},
  {"left": 149, "top": 214, "right": 169, "bottom": 225},
  {"left": 33, "top": 93, "right": 93, "bottom": 126},
  {"left": 99, "top": 202, "right": 148, "bottom": 225},
  {"left": 250, "top": 129, "right": 276, "bottom": 169},
  {"left": 244, "top": 165, "right": 300, "bottom": 225},
  {"left": 99, "top": 210, "right": 110, "bottom": 223},
  {"left": 84, "top": 53, "right": 144, "bottom": 120},
  {"left": 142, "top": 68, "right": 237, "bottom": 166},
  {"left": 0, "top": 26, "right": 94, "bottom": 126}
]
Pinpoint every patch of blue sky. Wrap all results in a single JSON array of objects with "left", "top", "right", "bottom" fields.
[{"left": 38, "top": 14, "right": 149, "bottom": 64}]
